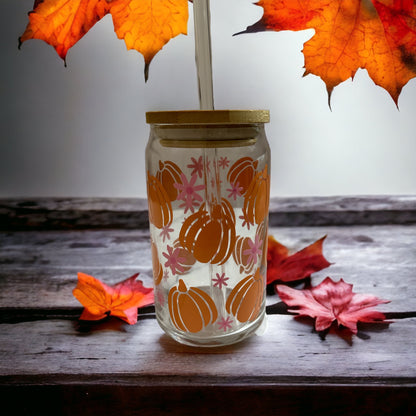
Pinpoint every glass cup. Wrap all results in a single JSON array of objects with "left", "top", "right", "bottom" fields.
[{"left": 145, "top": 110, "right": 270, "bottom": 347}]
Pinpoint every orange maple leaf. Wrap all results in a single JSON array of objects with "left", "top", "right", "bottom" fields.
[
  {"left": 19, "top": 0, "right": 189, "bottom": 79},
  {"left": 73, "top": 272, "right": 154, "bottom": 324},
  {"left": 242, "top": 0, "right": 416, "bottom": 104},
  {"left": 267, "top": 235, "right": 331, "bottom": 285}
]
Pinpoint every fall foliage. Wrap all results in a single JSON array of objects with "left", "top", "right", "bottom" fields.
[
  {"left": 242, "top": 0, "right": 416, "bottom": 104},
  {"left": 276, "top": 276, "right": 390, "bottom": 334},
  {"left": 267, "top": 235, "right": 330, "bottom": 285},
  {"left": 19, "top": 0, "right": 189, "bottom": 80},
  {"left": 73, "top": 272, "right": 154, "bottom": 324}
]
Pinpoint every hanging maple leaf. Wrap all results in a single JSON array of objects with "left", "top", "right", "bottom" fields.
[
  {"left": 267, "top": 235, "right": 330, "bottom": 285},
  {"left": 73, "top": 272, "right": 154, "bottom": 324},
  {"left": 19, "top": 0, "right": 189, "bottom": 80},
  {"left": 241, "top": 0, "right": 416, "bottom": 104},
  {"left": 276, "top": 277, "right": 390, "bottom": 334}
]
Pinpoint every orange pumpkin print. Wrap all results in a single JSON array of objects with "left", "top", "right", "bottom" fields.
[
  {"left": 179, "top": 198, "right": 236, "bottom": 265},
  {"left": 227, "top": 157, "right": 258, "bottom": 195},
  {"left": 169, "top": 279, "right": 218, "bottom": 333},
  {"left": 226, "top": 269, "right": 265, "bottom": 323},
  {"left": 156, "top": 160, "right": 182, "bottom": 202},
  {"left": 151, "top": 240, "right": 164, "bottom": 285},
  {"left": 173, "top": 239, "right": 196, "bottom": 275},
  {"left": 233, "top": 235, "right": 256, "bottom": 274},
  {"left": 256, "top": 221, "right": 268, "bottom": 268},
  {"left": 243, "top": 166, "right": 270, "bottom": 225},
  {"left": 147, "top": 172, "right": 173, "bottom": 229}
]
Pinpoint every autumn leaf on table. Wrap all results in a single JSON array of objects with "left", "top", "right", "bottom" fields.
[
  {"left": 267, "top": 235, "right": 331, "bottom": 285},
  {"left": 241, "top": 0, "right": 416, "bottom": 104},
  {"left": 276, "top": 277, "right": 390, "bottom": 334},
  {"left": 73, "top": 272, "right": 154, "bottom": 324},
  {"left": 19, "top": 0, "right": 189, "bottom": 79}
]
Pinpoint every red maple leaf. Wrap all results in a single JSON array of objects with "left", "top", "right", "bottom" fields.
[
  {"left": 73, "top": 272, "right": 154, "bottom": 324},
  {"left": 276, "top": 277, "right": 390, "bottom": 334},
  {"left": 267, "top": 235, "right": 331, "bottom": 285}
]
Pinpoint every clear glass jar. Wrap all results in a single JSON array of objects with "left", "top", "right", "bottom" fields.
[{"left": 145, "top": 110, "right": 271, "bottom": 347}]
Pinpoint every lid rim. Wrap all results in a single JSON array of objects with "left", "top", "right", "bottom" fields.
[{"left": 146, "top": 110, "right": 270, "bottom": 124}]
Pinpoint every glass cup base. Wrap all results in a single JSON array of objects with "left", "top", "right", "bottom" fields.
[{"left": 157, "top": 310, "right": 266, "bottom": 348}]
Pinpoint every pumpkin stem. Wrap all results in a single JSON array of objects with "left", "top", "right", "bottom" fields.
[{"left": 178, "top": 279, "right": 187, "bottom": 292}]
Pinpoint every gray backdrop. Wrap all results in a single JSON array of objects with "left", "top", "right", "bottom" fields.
[{"left": 1, "top": 0, "right": 415, "bottom": 198}]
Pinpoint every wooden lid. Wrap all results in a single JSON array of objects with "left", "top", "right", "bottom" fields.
[{"left": 146, "top": 110, "right": 270, "bottom": 124}]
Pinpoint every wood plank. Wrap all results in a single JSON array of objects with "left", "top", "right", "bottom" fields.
[
  {"left": 1, "top": 316, "right": 415, "bottom": 380},
  {"left": 1, "top": 225, "right": 415, "bottom": 312},
  {"left": 1, "top": 195, "right": 415, "bottom": 230}
]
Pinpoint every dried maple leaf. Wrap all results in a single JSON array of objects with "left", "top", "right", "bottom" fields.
[
  {"left": 242, "top": 0, "right": 416, "bottom": 104},
  {"left": 267, "top": 235, "right": 330, "bottom": 285},
  {"left": 19, "top": 0, "right": 189, "bottom": 79},
  {"left": 73, "top": 272, "right": 154, "bottom": 324},
  {"left": 276, "top": 277, "right": 390, "bottom": 333}
]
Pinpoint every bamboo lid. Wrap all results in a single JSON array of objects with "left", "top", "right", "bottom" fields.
[{"left": 146, "top": 110, "right": 270, "bottom": 124}]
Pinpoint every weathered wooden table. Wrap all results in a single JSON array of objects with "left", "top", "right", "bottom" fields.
[{"left": 1, "top": 197, "right": 415, "bottom": 415}]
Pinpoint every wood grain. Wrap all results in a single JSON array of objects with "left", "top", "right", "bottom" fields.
[
  {"left": 1, "top": 195, "right": 415, "bottom": 230},
  {"left": 1, "top": 197, "right": 415, "bottom": 415}
]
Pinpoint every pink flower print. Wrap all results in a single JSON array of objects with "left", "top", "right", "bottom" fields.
[
  {"left": 217, "top": 316, "right": 233, "bottom": 332},
  {"left": 218, "top": 156, "right": 230, "bottom": 169},
  {"left": 227, "top": 182, "right": 243, "bottom": 201},
  {"left": 178, "top": 198, "right": 200, "bottom": 214},
  {"left": 239, "top": 210, "right": 253, "bottom": 230},
  {"left": 205, "top": 158, "right": 211, "bottom": 174},
  {"left": 187, "top": 156, "right": 204, "bottom": 178},
  {"left": 213, "top": 272, "right": 229, "bottom": 290},
  {"left": 174, "top": 173, "right": 205, "bottom": 214},
  {"left": 159, "top": 225, "right": 174, "bottom": 242},
  {"left": 243, "top": 235, "right": 263, "bottom": 265},
  {"left": 163, "top": 245, "right": 186, "bottom": 275},
  {"left": 163, "top": 268, "right": 170, "bottom": 280}
]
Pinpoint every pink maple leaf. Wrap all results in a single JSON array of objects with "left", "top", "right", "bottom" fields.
[
  {"left": 227, "top": 181, "right": 243, "bottom": 200},
  {"left": 213, "top": 272, "right": 229, "bottom": 289},
  {"left": 162, "top": 245, "right": 186, "bottom": 275},
  {"left": 276, "top": 277, "right": 390, "bottom": 334},
  {"left": 187, "top": 156, "right": 204, "bottom": 178},
  {"left": 217, "top": 316, "right": 233, "bottom": 332},
  {"left": 243, "top": 235, "right": 263, "bottom": 265}
]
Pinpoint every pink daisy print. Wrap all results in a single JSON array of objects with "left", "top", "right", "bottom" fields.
[
  {"left": 163, "top": 245, "right": 186, "bottom": 275},
  {"left": 205, "top": 158, "right": 211, "bottom": 174},
  {"left": 178, "top": 198, "right": 201, "bottom": 214},
  {"left": 239, "top": 210, "right": 253, "bottom": 230},
  {"left": 163, "top": 268, "right": 170, "bottom": 280},
  {"left": 218, "top": 156, "right": 230, "bottom": 169},
  {"left": 217, "top": 316, "right": 233, "bottom": 332},
  {"left": 174, "top": 173, "right": 205, "bottom": 214},
  {"left": 213, "top": 272, "right": 229, "bottom": 290},
  {"left": 243, "top": 235, "right": 263, "bottom": 265},
  {"left": 227, "top": 182, "right": 243, "bottom": 200},
  {"left": 159, "top": 225, "right": 174, "bottom": 242},
  {"left": 187, "top": 156, "right": 204, "bottom": 178}
]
